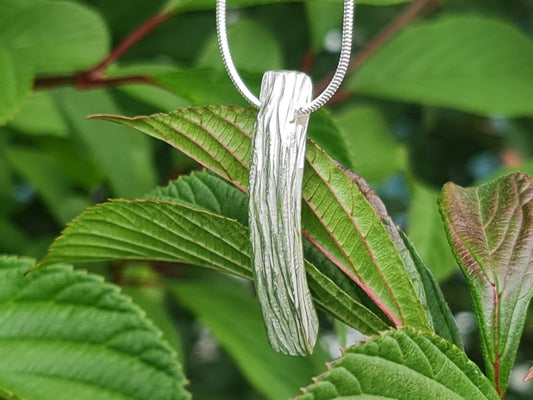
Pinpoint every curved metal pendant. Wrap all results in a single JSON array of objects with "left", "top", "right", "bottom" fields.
[{"left": 249, "top": 71, "right": 319, "bottom": 355}]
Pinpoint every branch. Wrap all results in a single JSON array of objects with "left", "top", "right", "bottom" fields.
[
  {"left": 86, "top": 11, "right": 174, "bottom": 80},
  {"left": 34, "top": 75, "right": 155, "bottom": 90},
  {"left": 34, "top": 9, "right": 175, "bottom": 90},
  {"left": 316, "top": 0, "right": 446, "bottom": 100}
]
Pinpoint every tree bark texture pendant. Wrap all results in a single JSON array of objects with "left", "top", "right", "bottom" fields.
[{"left": 249, "top": 71, "right": 319, "bottom": 355}]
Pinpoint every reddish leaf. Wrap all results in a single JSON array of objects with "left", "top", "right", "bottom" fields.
[{"left": 439, "top": 172, "right": 533, "bottom": 396}]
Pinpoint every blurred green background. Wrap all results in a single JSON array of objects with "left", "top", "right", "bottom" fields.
[{"left": 1, "top": 0, "right": 533, "bottom": 398}]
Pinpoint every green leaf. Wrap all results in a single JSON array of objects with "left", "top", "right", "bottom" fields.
[
  {"left": 110, "top": 63, "right": 190, "bottom": 112},
  {"left": 0, "top": 0, "right": 35, "bottom": 22},
  {"left": 304, "top": 143, "right": 432, "bottom": 332},
  {"left": 198, "top": 18, "right": 283, "bottom": 72},
  {"left": 308, "top": 109, "right": 352, "bottom": 168},
  {"left": 439, "top": 172, "right": 533, "bottom": 396},
  {"left": 172, "top": 277, "right": 329, "bottom": 400},
  {"left": 92, "top": 107, "right": 255, "bottom": 190},
  {"left": 0, "top": 47, "right": 33, "bottom": 126},
  {"left": 334, "top": 104, "right": 405, "bottom": 182},
  {"left": 55, "top": 88, "right": 157, "bottom": 199},
  {"left": 44, "top": 181, "right": 389, "bottom": 335},
  {"left": 306, "top": 259, "right": 390, "bottom": 333},
  {"left": 339, "top": 169, "right": 433, "bottom": 329},
  {"left": 148, "top": 170, "right": 390, "bottom": 332},
  {"left": 119, "top": 82, "right": 190, "bottom": 113},
  {"left": 91, "top": 105, "right": 430, "bottom": 331},
  {"left": 0, "top": 218, "right": 32, "bottom": 256},
  {"left": 43, "top": 199, "right": 253, "bottom": 279},
  {"left": 408, "top": 182, "right": 458, "bottom": 281},
  {"left": 161, "top": 0, "right": 411, "bottom": 14},
  {"left": 31, "top": 138, "right": 104, "bottom": 192},
  {"left": 400, "top": 232, "right": 464, "bottom": 349},
  {"left": 0, "top": 255, "right": 189, "bottom": 400},
  {"left": 348, "top": 15, "right": 533, "bottom": 116},
  {"left": 155, "top": 68, "right": 261, "bottom": 106},
  {"left": 4, "top": 146, "right": 92, "bottom": 224},
  {"left": 146, "top": 170, "right": 249, "bottom": 225},
  {"left": 305, "top": 1, "right": 344, "bottom": 52},
  {"left": 120, "top": 263, "right": 184, "bottom": 363},
  {"left": 0, "top": 386, "right": 22, "bottom": 400},
  {"left": 0, "top": 1, "right": 109, "bottom": 74},
  {"left": 295, "top": 328, "right": 499, "bottom": 400},
  {"left": 7, "top": 91, "right": 68, "bottom": 136}
]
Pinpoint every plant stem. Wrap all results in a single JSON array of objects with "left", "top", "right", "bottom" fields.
[
  {"left": 34, "top": 9, "right": 175, "bottom": 90},
  {"left": 316, "top": 0, "right": 446, "bottom": 101},
  {"left": 87, "top": 11, "right": 174, "bottom": 80},
  {"left": 35, "top": 75, "right": 154, "bottom": 90},
  {"left": 300, "top": 49, "right": 316, "bottom": 74}
]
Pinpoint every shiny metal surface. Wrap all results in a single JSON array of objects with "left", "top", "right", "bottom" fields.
[
  {"left": 216, "top": 0, "right": 354, "bottom": 355},
  {"left": 249, "top": 71, "right": 318, "bottom": 355}
]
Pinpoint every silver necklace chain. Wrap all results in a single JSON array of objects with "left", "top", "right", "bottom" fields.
[{"left": 216, "top": 0, "right": 355, "bottom": 114}]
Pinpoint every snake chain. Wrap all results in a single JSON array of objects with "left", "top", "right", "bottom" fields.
[{"left": 216, "top": 0, "right": 355, "bottom": 113}]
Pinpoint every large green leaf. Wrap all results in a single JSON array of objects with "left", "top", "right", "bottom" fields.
[
  {"left": 0, "top": 47, "right": 33, "bottom": 126},
  {"left": 150, "top": 170, "right": 389, "bottom": 329},
  {"left": 148, "top": 170, "right": 390, "bottom": 331},
  {"left": 44, "top": 176, "right": 389, "bottom": 335},
  {"left": 0, "top": 255, "right": 188, "bottom": 400},
  {"left": 439, "top": 172, "right": 533, "bottom": 396},
  {"left": 0, "top": 0, "right": 37, "bottom": 24},
  {"left": 348, "top": 15, "right": 533, "bottom": 116},
  {"left": 172, "top": 277, "right": 329, "bottom": 400},
  {"left": 345, "top": 170, "right": 461, "bottom": 348},
  {"left": 91, "top": 105, "right": 430, "bottom": 331},
  {"left": 295, "top": 328, "right": 499, "bottom": 399},
  {"left": 44, "top": 199, "right": 253, "bottom": 279},
  {"left": 0, "top": 1, "right": 109, "bottom": 74}
]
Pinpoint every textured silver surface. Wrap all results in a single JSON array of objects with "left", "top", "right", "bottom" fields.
[
  {"left": 249, "top": 71, "right": 318, "bottom": 355},
  {"left": 216, "top": 0, "right": 354, "bottom": 112}
]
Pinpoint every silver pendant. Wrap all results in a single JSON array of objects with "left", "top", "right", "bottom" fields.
[{"left": 249, "top": 71, "right": 319, "bottom": 355}]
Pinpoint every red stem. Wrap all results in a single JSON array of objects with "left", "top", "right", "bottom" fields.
[
  {"left": 34, "top": 75, "right": 155, "bottom": 90},
  {"left": 300, "top": 49, "right": 316, "bottom": 74},
  {"left": 87, "top": 11, "right": 174, "bottom": 80},
  {"left": 492, "top": 284, "right": 504, "bottom": 398},
  {"left": 34, "top": 9, "right": 175, "bottom": 90}
]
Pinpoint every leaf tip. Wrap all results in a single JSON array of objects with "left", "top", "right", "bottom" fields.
[{"left": 86, "top": 113, "right": 128, "bottom": 121}]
